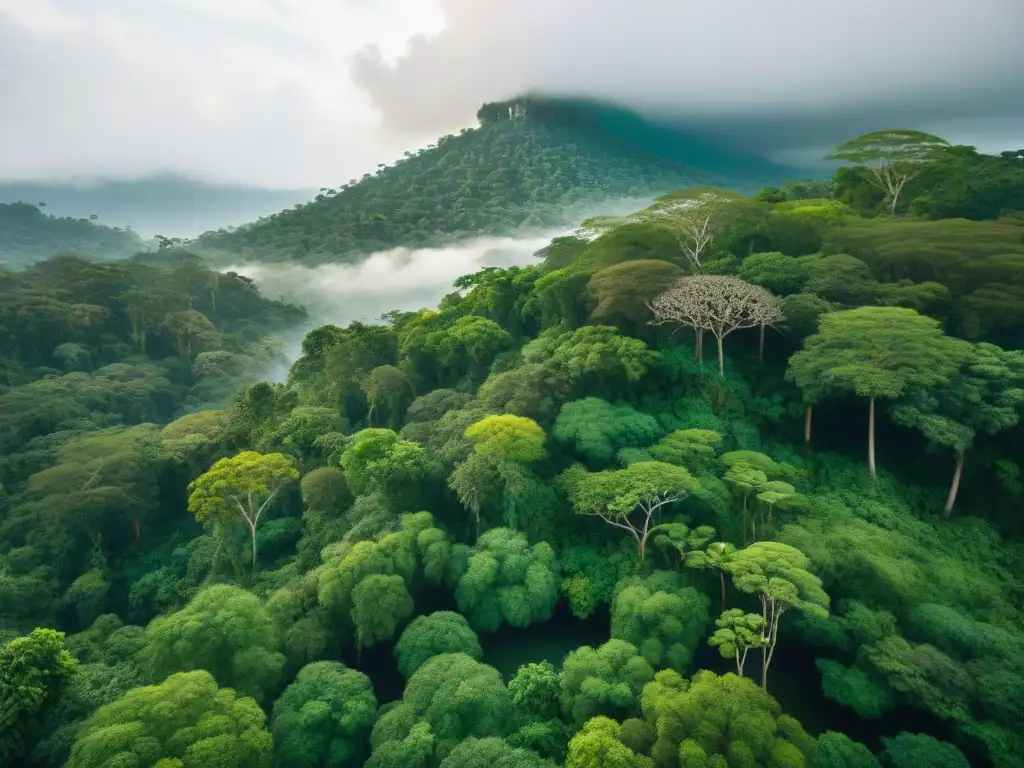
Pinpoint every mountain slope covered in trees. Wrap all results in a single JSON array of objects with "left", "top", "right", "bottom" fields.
[
  {"left": 0, "top": 203, "right": 145, "bottom": 267},
  {"left": 3, "top": 130, "right": 1024, "bottom": 768},
  {"left": 196, "top": 97, "right": 795, "bottom": 266}
]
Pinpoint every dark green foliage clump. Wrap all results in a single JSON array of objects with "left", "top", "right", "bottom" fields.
[{"left": 271, "top": 661, "right": 377, "bottom": 768}]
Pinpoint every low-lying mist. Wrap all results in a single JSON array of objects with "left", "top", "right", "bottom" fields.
[{"left": 232, "top": 231, "right": 568, "bottom": 381}]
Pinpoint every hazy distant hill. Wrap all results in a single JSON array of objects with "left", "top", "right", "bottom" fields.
[
  {"left": 0, "top": 174, "right": 315, "bottom": 240},
  {"left": 0, "top": 202, "right": 145, "bottom": 267},
  {"left": 197, "top": 97, "right": 799, "bottom": 265}
]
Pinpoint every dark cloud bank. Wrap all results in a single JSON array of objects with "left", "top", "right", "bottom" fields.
[{"left": 356, "top": 0, "right": 1024, "bottom": 162}]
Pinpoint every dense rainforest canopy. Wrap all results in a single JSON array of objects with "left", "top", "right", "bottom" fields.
[{"left": 2, "top": 125, "right": 1024, "bottom": 768}]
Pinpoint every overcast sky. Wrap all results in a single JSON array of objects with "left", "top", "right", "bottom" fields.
[{"left": 2, "top": 0, "right": 1022, "bottom": 188}]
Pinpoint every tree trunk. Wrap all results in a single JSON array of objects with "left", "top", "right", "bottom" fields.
[
  {"left": 719, "top": 571, "right": 727, "bottom": 612},
  {"left": 944, "top": 450, "right": 965, "bottom": 519},
  {"left": 890, "top": 193, "right": 899, "bottom": 216},
  {"left": 250, "top": 523, "right": 258, "bottom": 574},
  {"left": 694, "top": 327, "right": 701, "bottom": 361},
  {"left": 716, "top": 335, "right": 724, "bottom": 376},
  {"left": 133, "top": 518, "right": 140, "bottom": 542},
  {"left": 804, "top": 405, "right": 813, "bottom": 444},
  {"left": 759, "top": 324, "right": 765, "bottom": 364},
  {"left": 867, "top": 396, "right": 877, "bottom": 480}
]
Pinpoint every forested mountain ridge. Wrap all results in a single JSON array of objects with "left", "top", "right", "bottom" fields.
[
  {"left": 196, "top": 97, "right": 793, "bottom": 266},
  {"left": 3, "top": 130, "right": 1024, "bottom": 768},
  {"left": 0, "top": 202, "right": 145, "bottom": 267}
]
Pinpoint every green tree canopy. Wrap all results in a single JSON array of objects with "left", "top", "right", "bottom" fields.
[
  {"left": 465, "top": 414, "right": 547, "bottom": 463},
  {"left": 827, "top": 130, "right": 950, "bottom": 215},
  {"left": 726, "top": 541, "right": 830, "bottom": 691},
  {"left": 452, "top": 528, "right": 560, "bottom": 633},
  {"left": 0, "top": 628, "right": 78, "bottom": 763},
  {"left": 553, "top": 398, "right": 663, "bottom": 466},
  {"left": 137, "top": 584, "right": 285, "bottom": 702},
  {"left": 187, "top": 450, "right": 298, "bottom": 570},
  {"left": 370, "top": 653, "right": 514, "bottom": 763},
  {"left": 271, "top": 661, "right": 377, "bottom": 768},
  {"left": 611, "top": 572, "right": 710, "bottom": 672},
  {"left": 66, "top": 670, "right": 272, "bottom": 768},
  {"left": 560, "top": 639, "right": 655, "bottom": 728},
  {"left": 641, "top": 670, "right": 816, "bottom": 768},
  {"left": 786, "top": 306, "right": 970, "bottom": 478},
  {"left": 394, "top": 611, "right": 483, "bottom": 679},
  {"left": 561, "top": 461, "right": 699, "bottom": 560},
  {"left": 565, "top": 716, "right": 653, "bottom": 768}
]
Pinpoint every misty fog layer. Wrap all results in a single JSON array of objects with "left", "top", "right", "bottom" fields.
[{"left": 232, "top": 231, "right": 566, "bottom": 380}]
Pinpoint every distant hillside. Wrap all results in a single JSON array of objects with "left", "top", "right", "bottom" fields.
[
  {"left": 0, "top": 174, "right": 315, "bottom": 240},
  {"left": 197, "top": 97, "right": 799, "bottom": 265},
  {"left": 0, "top": 202, "right": 145, "bottom": 266}
]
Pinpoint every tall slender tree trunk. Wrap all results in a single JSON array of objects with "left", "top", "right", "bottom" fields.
[
  {"left": 249, "top": 522, "right": 258, "bottom": 573},
  {"left": 719, "top": 571, "right": 727, "bottom": 612},
  {"left": 716, "top": 335, "right": 724, "bottom": 376},
  {"left": 759, "top": 324, "right": 765, "bottom": 364},
  {"left": 133, "top": 518, "right": 140, "bottom": 542},
  {"left": 944, "top": 450, "right": 965, "bottom": 518},
  {"left": 804, "top": 405, "right": 813, "bottom": 444},
  {"left": 868, "top": 396, "right": 877, "bottom": 480}
]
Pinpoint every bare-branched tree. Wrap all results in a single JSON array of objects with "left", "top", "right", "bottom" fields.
[
  {"left": 648, "top": 191, "right": 734, "bottom": 270},
  {"left": 649, "top": 275, "right": 784, "bottom": 375}
]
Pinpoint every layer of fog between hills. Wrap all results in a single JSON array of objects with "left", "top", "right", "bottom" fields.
[{"left": 233, "top": 230, "right": 567, "bottom": 382}]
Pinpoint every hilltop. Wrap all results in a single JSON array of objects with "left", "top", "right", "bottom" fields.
[
  {"left": 0, "top": 202, "right": 145, "bottom": 267},
  {"left": 196, "top": 97, "right": 798, "bottom": 265}
]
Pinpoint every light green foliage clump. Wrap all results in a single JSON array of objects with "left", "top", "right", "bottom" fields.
[
  {"left": 726, "top": 541, "right": 829, "bottom": 690},
  {"left": 560, "top": 639, "right": 655, "bottom": 727},
  {"left": 187, "top": 450, "right": 299, "bottom": 570},
  {"left": 138, "top": 584, "right": 285, "bottom": 702},
  {"left": 450, "top": 414, "right": 554, "bottom": 537},
  {"left": 271, "top": 661, "right": 377, "bottom": 768},
  {"left": 611, "top": 572, "right": 710, "bottom": 672},
  {"left": 440, "top": 737, "right": 555, "bottom": 768},
  {"left": 0, "top": 628, "right": 78, "bottom": 762},
  {"left": 66, "top": 670, "right": 272, "bottom": 768},
  {"left": 395, "top": 611, "right": 483, "bottom": 679},
  {"left": 370, "top": 653, "right": 514, "bottom": 763},
  {"left": 566, "top": 716, "right": 653, "bottom": 768},
  {"left": 641, "top": 670, "right": 817, "bottom": 768},
  {"left": 452, "top": 528, "right": 560, "bottom": 632},
  {"left": 340, "top": 428, "right": 439, "bottom": 509},
  {"left": 509, "top": 660, "right": 562, "bottom": 722},
  {"left": 553, "top": 398, "right": 663, "bottom": 465},
  {"left": 708, "top": 608, "right": 767, "bottom": 677},
  {"left": 466, "top": 414, "right": 547, "bottom": 463},
  {"left": 648, "top": 428, "right": 722, "bottom": 471},
  {"left": 561, "top": 461, "right": 699, "bottom": 560}
]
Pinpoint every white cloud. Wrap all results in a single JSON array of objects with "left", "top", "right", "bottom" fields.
[
  {"left": 0, "top": 0, "right": 444, "bottom": 187},
  {"left": 353, "top": 0, "right": 1024, "bottom": 153},
  {"left": 2, "top": 0, "right": 1022, "bottom": 189},
  {"left": 232, "top": 231, "right": 562, "bottom": 378}
]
